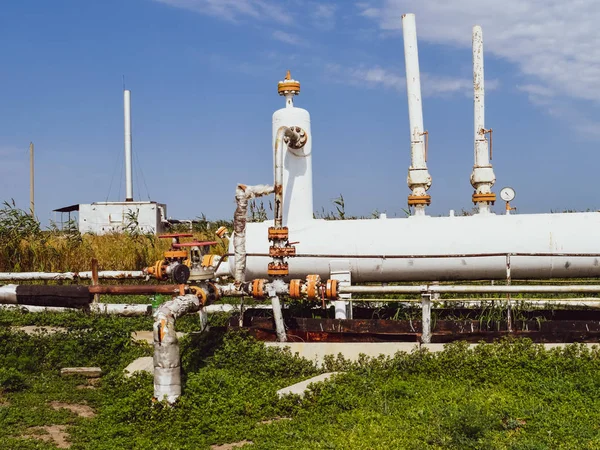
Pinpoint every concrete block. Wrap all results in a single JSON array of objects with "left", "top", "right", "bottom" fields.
[
  {"left": 61, "top": 367, "right": 102, "bottom": 378},
  {"left": 277, "top": 372, "right": 341, "bottom": 398},
  {"left": 124, "top": 357, "right": 154, "bottom": 377},
  {"left": 265, "top": 342, "right": 418, "bottom": 367}
]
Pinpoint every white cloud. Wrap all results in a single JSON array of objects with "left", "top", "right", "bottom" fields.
[
  {"left": 153, "top": 0, "right": 293, "bottom": 24},
  {"left": 327, "top": 64, "right": 498, "bottom": 98},
  {"left": 272, "top": 30, "right": 307, "bottom": 47},
  {"left": 359, "top": 1, "right": 600, "bottom": 104}
]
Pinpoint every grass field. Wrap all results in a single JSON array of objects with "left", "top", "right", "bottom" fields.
[{"left": 1, "top": 310, "right": 600, "bottom": 450}]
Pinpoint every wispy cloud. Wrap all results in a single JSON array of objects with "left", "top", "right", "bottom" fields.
[
  {"left": 358, "top": 0, "right": 600, "bottom": 137},
  {"left": 153, "top": 0, "right": 293, "bottom": 24},
  {"left": 327, "top": 63, "right": 498, "bottom": 98},
  {"left": 272, "top": 30, "right": 308, "bottom": 47}
]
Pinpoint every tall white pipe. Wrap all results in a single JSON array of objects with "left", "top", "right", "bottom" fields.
[
  {"left": 123, "top": 90, "right": 133, "bottom": 202},
  {"left": 402, "top": 14, "right": 431, "bottom": 216},
  {"left": 470, "top": 25, "right": 496, "bottom": 213}
]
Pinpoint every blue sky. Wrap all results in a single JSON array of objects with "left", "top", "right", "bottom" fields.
[{"left": 1, "top": 0, "right": 599, "bottom": 224}]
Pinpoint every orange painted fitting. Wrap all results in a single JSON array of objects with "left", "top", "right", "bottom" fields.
[
  {"left": 289, "top": 279, "right": 303, "bottom": 299},
  {"left": 147, "top": 260, "right": 166, "bottom": 280},
  {"left": 189, "top": 285, "right": 208, "bottom": 305},
  {"left": 306, "top": 274, "right": 321, "bottom": 300},
  {"left": 267, "top": 262, "right": 289, "bottom": 276},
  {"left": 268, "top": 227, "right": 289, "bottom": 241},
  {"left": 252, "top": 279, "right": 268, "bottom": 299},
  {"left": 326, "top": 279, "right": 338, "bottom": 300},
  {"left": 164, "top": 250, "right": 188, "bottom": 260},
  {"left": 202, "top": 254, "right": 216, "bottom": 267},
  {"left": 215, "top": 226, "right": 228, "bottom": 238},
  {"left": 472, "top": 192, "right": 496, "bottom": 204},
  {"left": 269, "top": 246, "right": 296, "bottom": 257},
  {"left": 407, "top": 195, "right": 432, "bottom": 206}
]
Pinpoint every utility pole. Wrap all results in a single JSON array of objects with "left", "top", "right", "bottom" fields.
[{"left": 29, "top": 142, "right": 34, "bottom": 216}]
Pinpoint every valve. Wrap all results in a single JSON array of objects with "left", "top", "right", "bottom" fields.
[
  {"left": 173, "top": 241, "right": 218, "bottom": 281},
  {"left": 146, "top": 234, "right": 217, "bottom": 284}
]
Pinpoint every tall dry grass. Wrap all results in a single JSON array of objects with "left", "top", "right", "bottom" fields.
[{"left": 0, "top": 201, "right": 229, "bottom": 272}]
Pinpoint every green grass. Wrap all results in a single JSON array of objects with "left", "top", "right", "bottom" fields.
[{"left": 1, "top": 322, "right": 600, "bottom": 449}]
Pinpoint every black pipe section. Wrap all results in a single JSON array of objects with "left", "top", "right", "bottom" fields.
[{"left": 16, "top": 285, "right": 91, "bottom": 308}]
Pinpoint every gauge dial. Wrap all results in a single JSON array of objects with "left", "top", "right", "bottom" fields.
[{"left": 500, "top": 187, "right": 515, "bottom": 202}]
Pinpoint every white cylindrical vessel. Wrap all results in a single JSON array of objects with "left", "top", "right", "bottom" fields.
[
  {"left": 124, "top": 89, "right": 133, "bottom": 201},
  {"left": 225, "top": 213, "right": 600, "bottom": 282},
  {"left": 273, "top": 73, "right": 313, "bottom": 225}
]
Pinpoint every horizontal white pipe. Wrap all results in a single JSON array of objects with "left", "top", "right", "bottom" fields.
[
  {"left": 0, "top": 271, "right": 145, "bottom": 281},
  {"left": 0, "top": 303, "right": 151, "bottom": 315},
  {"left": 0, "top": 285, "right": 17, "bottom": 303},
  {"left": 341, "top": 285, "right": 600, "bottom": 295},
  {"left": 238, "top": 213, "right": 600, "bottom": 282}
]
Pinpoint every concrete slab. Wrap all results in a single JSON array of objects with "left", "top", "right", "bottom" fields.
[
  {"left": 14, "top": 326, "right": 66, "bottom": 335},
  {"left": 277, "top": 372, "right": 341, "bottom": 398},
  {"left": 265, "top": 342, "right": 418, "bottom": 367},
  {"left": 124, "top": 357, "right": 154, "bottom": 377},
  {"left": 61, "top": 367, "right": 102, "bottom": 378}
]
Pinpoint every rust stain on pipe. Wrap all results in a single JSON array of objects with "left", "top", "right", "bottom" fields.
[{"left": 89, "top": 285, "right": 184, "bottom": 295}]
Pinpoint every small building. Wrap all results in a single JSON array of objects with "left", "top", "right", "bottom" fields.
[
  {"left": 53, "top": 90, "right": 169, "bottom": 235},
  {"left": 78, "top": 201, "right": 167, "bottom": 234}
]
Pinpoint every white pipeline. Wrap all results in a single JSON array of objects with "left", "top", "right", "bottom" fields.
[
  {"left": 402, "top": 13, "right": 431, "bottom": 215},
  {"left": 234, "top": 213, "right": 600, "bottom": 282},
  {"left": 0, "top": 271, "right": 145, "bottom": 281},
  {"left": 124, "top": 89, "right": 133, "bottom": 202},
  {"left": 340, "top": 285, "right": 600, "bottom": 295},
  {"left": 153, "top": 294, "right": 201, "bottom": 404},
  {"left": 470, "top": 25, "right": 495, "bottom": 213}
]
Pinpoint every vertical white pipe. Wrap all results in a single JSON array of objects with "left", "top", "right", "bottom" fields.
[
  {"left": 124, "top": 90, "right": 133, "bottom": 202},
  {"left": 421, "top": 292, "right": 431, "bottom": 344},
  {"left": 471, "top": 25, "right": 496, "bottom": 213},
  {"left": 270, "top": 295, "right": 287, "bottom": 342},
  {"left": 402, "top": 14, "right": 431, "bottom": 216}
]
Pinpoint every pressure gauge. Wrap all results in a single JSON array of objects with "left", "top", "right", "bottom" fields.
[{"left": 500, "top": 187, "right": 515, "bottom": 202}]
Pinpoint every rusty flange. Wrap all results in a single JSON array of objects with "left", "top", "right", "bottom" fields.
[
  {"left": 252, "top": 279, "right": 269, "bottom": 299},
  {"left": 267, "top": 262, "right": 289, "bottom": 276},
  {"left": 306, "top": 274, "right": 321, "bottom": 300},
  {"left": 326, "top": 279, "right": 338, "bottom": 300},
  {"left": 407, "top": 195, "right": 432, "bottom": 206},
  {"left": 289, "top": 279, "right": 303, "bottom": 299},
  {"left": 268, "top": 227, "right": 289, "bottom": 241},
  {"left": 472, "top": 192, "right": 496, "bottom": 204},
  {"left": 269, "top": 246, "right": 296, "bottom": 257}
]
